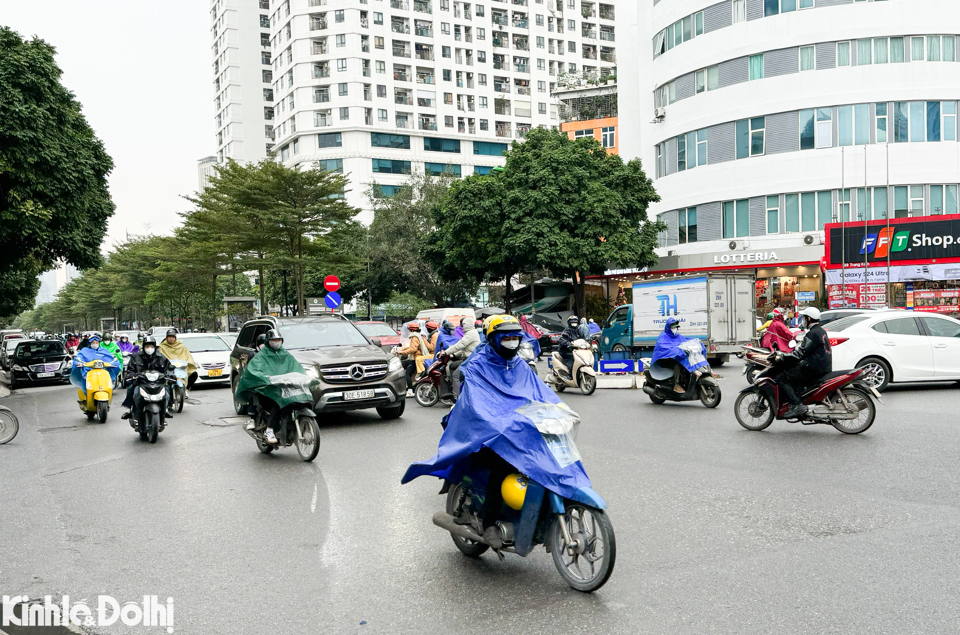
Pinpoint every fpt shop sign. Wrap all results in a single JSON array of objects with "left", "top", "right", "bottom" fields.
[{"left": 827, "top": 216, "right": 960, "bottom": 264}]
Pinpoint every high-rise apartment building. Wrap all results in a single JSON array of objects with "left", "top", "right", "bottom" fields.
[
  {"left": 210, "top": 0, "right": 278, "bottom": 165},
  {"left": 260, "top": 0, "right": 616, "bottom": 217},
  {"left": 617, "top": 0, "right": 960, "bottom": 313}
]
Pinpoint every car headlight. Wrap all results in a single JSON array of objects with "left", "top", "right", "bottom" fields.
[
  {"left": 11, "top": 364, "right": 24, "bottom": 372},
  {"left": 388, "top": 356, "right": 402, "bottom": 373},
  {"left": 301, "top": 363, "right": 319, "bottom": 379}
]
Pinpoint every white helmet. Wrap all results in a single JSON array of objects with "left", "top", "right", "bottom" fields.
[{"left": 799, "top": 307, "right": 821, "bottom": 322}]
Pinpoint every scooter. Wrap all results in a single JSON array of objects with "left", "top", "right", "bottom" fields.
[
  {"left": 169, "top": 359, "right": 189, "bottom": 413},
  {"left": 76, "top": 359, "right": 116, "bottom": 423},
  {"left": 734, "top": 351, "right": 881, "bottom": 434},
  {"left": 242, "top": 388, "right": 321, "bottom": 462},
  {"left": 545, "top": 339, "right": 597, "bottom": 395},
  {"left": 642, "top": 359, "right": 722, "bottom": 408},
  {"left": 128, "top": 370, "right": 171, "bottom": 443},
  {"left": 414, "top": 355, "right": 456, "bottom": 408},
  {"left": 429, "top": 403, "right": 616, "bottom": 592},
  {"left": 517, "top": 340, "right": 539, "bottom": 373}
]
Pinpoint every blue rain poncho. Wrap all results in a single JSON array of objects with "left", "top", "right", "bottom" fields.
[
  {"left": 651, "top": 317, "right": 710, "bottom": 373},
  {"left": 70, "top": 345, "right": 121, "bottom": 392},
  {"left": 402, "top": 341, "right": 598, "bottom": 506}
]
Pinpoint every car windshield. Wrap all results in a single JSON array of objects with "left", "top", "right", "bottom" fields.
[
  {"left": 15, "top": 342, "right": 66, "bottom": 358},
  {"left": 280, "top": 322, "right": 370, "bottom": 349},
  {"left": 824, "top": 316, "right": 872, "bottom": 332},
  {"left": 357, "top": 323, "right": 397, "bottom": 338},
  {"left": 182, "top": 336, "right": 231, "bottom": 353}
]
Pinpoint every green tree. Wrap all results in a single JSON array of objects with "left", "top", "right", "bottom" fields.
[
  {"left": 0, "top": 28, "right": 115, "bottom": 315},
  {"left": 365, "top": 172, "right": 477, "bottom": 307},
  {"left": 429, "top": 128, "right": 662, "bottom": 316}
]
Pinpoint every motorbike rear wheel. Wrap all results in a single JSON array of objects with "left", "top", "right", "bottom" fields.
[
  {"left": 549, "top": 504, "right": 616, "bottom": 593},
  {"left": 734, "top": 392, "right": 774, "bottom": 431},
  {"left": 746, "top": 366, "right": 761, "bottom": 385},
  {"left": 415, "top": 383, "right": 439, "bottom": 407},
  {"left": 295, "top": 416, "right": 321, "bottom": 462},
  {"left": 145, "top": 411, "right": 159, "bottom": 444},
  {"left": 96, "top": 401, "right": 108, "bottom": 423},
  {"left": 830, "top": 387, "right": 876, "bottom": 435},
  {"left": 578, "top": 373, "right": 597, "bottom": 395},
  {"left": 699, "top": 384, "right": 721, "bottom": 408},
  {"left": 445, "top": 482, "right": 489, "bottom": 557}
]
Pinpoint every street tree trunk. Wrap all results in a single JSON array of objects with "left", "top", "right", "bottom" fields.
[
  {"left": 573, "top": 271, "right": 586, "bottom": 318},
  {"left": 504, "top": 273, "right": 513, "bottom": 314}
]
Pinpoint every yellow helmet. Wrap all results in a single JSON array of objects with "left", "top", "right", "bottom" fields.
[
  {"left": 485, "top": 314, "right": 522, "bottom": 341},
  {"left": 501, "top": 473, "right": 528, "bottom": 510}
]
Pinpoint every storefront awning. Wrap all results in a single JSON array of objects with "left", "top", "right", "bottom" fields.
[{"left": 512, "top": 296, "right": 564, "bottom": 315}]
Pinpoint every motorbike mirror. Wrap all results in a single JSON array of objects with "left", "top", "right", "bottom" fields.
[{"left": 789, "top": 340, "right": 797, "bottom": 349}]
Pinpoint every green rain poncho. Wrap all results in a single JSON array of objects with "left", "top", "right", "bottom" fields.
[
  {"left": 102, "top": 341, "right": 123, "bottom": 371},
  {"left": 234, "top": 345, "right": 319, "bottom": 409}
]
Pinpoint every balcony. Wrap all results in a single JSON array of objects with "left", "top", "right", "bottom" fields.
[
  {"left": 493, "top": 56, "right": 507, "bottom": 70},
  {"left": 315, "top": 114, "right": 332, "bottom": 127},
  {"left": 512, "top": 37, "right": 529, "bottom": 51},
  {"left": 492, "top": 14, "right": 508, "bottom": 26},
  {"left": 394, "top": 70, "right": 410, "bottom": 81},
  {"left": 517, "top": 123, "right": 531, "bottom": 137},
  {"left": 393, "top": 46, "right": 411, "bottom": 58},
  {"left": 312, "top": 41, "right": 328, "bottom": 55},
  {"left": 310, "top": 17, "right": 327, "bottom": 30},
  {"left": 581, "top": 4, "right": 595, "bottom": 18},
  {"left": 512, "top": 17, "right": 528, "bottom": 29},
  {"left": 363, "top": 66, "right": 371, "bottom": 77},
  {"left": 395, "top": 94, "right": 413, "bottom": 105},
  {"left": 515, "top": 84, "right": 530, "bottom": 95},
  {"left": 313, "top": 65, "right": 330, "bottom": 78},
  {"left": 582, "top": 26, "right": 596, "bottom": 38},
  {"left": 417, "top": 97, "right": 435, "bottom": 107},
  {"left": 512, "top": 0, "right": 527, "bottom": 5},
  {"left": 309, "top": 0, "right": 327, "bottom": 5},
  {"left": 419, "top": 116, "right": 437, "bottom": 131},
  {"left": 514, "top": 63, "right": 529, "bottom": 73},
  {"left": 396, "top": 114, "right": 412, "bottom": 129},
  {"left": 314, "top": 89, "right": 330, "bottom": 103},
  {"left": 392, "top": 22, "right": 411, "bottom": 34},
  {"left": 494, "top": 81, "right": 510, "bottom": 92},
  {"left": 493, "top": 36, "right": 508, "bottom": 49},
  {"left": 391, "top": 0, "right": 409, "bottom": 8},
  {"left": 600, "top": 47, "right": 615, "bottom": 62},
  {"left": 416, "top": 70, "right": 434, "bottom": 84},
  {"left": 496, "top": 122, "right": 511, "bottom": 138},
  {"left": 415, "top": 46, "right": 433, "bottom": 60},
  {"left": 599, "top": 4, "right": 614, "bottom": 19},
  {"left": 414, "top": 0, "right": 432, "bottom": 13},
  {"left": 600, "top": 28, "right": 615, "bottom": 42},
  {"left": 582, "top": 46, "right": 597, "bottom": 60},
  {"left": 515, "top": 106, "right": 531, "bottom": 118}
]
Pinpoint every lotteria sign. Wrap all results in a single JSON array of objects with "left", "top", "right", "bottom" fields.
[
  {"left": 713, "top": 251, "right": 779, "bottom": 264},
  {"left": 826, "top": 214, "right": 960, "bottom": 265}
]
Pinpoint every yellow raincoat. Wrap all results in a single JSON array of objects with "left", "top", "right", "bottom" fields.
[{"left": 158, "top": 338, "right": 198, "bottom": 378}]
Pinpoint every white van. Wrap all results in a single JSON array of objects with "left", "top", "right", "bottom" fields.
[{"left": 416, "top": 308, "right": 475, "bottom": 326}]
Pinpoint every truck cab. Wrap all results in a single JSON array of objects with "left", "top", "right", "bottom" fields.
[{"left": 600, "top": 305, "right": 633, "bottom": 356}]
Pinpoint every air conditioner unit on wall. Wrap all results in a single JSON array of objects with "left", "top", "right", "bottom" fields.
[
  {"left": 654, "top": 107, "right": 666, "bottom": 119},
  {"left": 803, "top": 234, "right": 815, "bottom": 245},
  {"left": 728, "top": 240, "right": 750, "bottom": 251}
]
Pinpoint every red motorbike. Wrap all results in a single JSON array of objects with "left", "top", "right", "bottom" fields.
[
  {"left": 413, "top": 354, "right": 455, "bottom": 408},
  {"left": 734, "top": 350, "right": 881, "bottom": 434}
]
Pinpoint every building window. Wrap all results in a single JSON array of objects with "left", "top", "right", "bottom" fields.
[
  {"left": 838, "top": 189, "right": 851, "bottom": 222},
  {"left": 890, "top": 37, "right": 905, "bottom": 63},
  {"left": 374, "top": 12, "right": 383, "bottom": 24},
  {"left": 317, "top": 158, "right": 344, "bottom": 173},
  {"left": 766, "top": 196, "right": 779, "bottom": 234},
  {"left": 944, "top": 101, "right": 957, "bottom": 141},
  {"left": 800, "top": 45, "right": 815, "bottom": 71},
  {"left": 376, "top": 61, "right": 385, "bottom": 74},
  {"left": 441, "top": 22, "right": 450, "bottom": 34},
  {"left": 378, "top": 108, "right": 388, "bottom": 121},
  {"left": 874, "top": 37, "right": 888, "bottom": 64},
  {"left": 749, "top": 54, "right": 764, "bottom": 80},
  {"left": 874, "top": 187, "right": 889, "bottom": 219},
  {"left": 478, "top": 51, "right": 486, "bottom": 62},
  {"left": 695, "top": 11, "right": 704, "bottom": 36},
  {"left": 424, "top": 137, "right": 461, "bottom": 152},
  {"left": 338, "top": 82, "right": 348, "bottom": 96},
  {"left": 444, "top": 115, "right": 454, "bottom": 128},
  {"left": 443, "top": 69, "right": 452, "bottom": 81},
  {"left": 574, "top": 129, "right": 593, "bottom": 140},
  {"left": 316, "top": 132, "right": 341, "bottom": 148},
  {"left": 340, "top": 107, "right": 350, "bottom": 119},
  {"left": 424, "top": 162, "right": 461, "bottom": 176},
  {"left": 372, "top": 159, "right": 412, "bottom": 174},
  {"left": 280, "top": 144, "right": 290, "bottom": 161},
  {"left": 736, "top": 117, "right": 765, "bottom": 159},
  {"left": 857, "top": 39, "right": 871, "bottom": 65},
  {"left": 601, "top": 126, "right": 615, "bottom": 148},
  {"left": 375, "top": 36, "right": 384, "bottom": 49},
  {"left": 337, "top": 58, "right": 347, "bottom": 71},
  {"left": 722, "top": 200, "right": 749, "bottom": 239},
  {"left": 876, "top": 103, "right": 888, "bottom": 143},
  {"left": 732, "top": 0, "right": 746, "bottom": 24},
  {"left": 678, "top": 207, "right": 697, "bottom": 244},
  {"left": 816, "top": 108, "right": 832, "bottom": 148},
  {"left": 474, "top": 141, "right": 507, "bottom": 155},
  {"left": 927, "top": 101, "right": 942, "bottom": 142},
  {"left": 479, "top": 96, "right": 488, "bottom": 108},
  {"left": 371, "top": 133, "right": 411, "bottom": 148},
  {"left": 568, "top": 41, "right": 576, "bottom": 52},
  {"left": 696, "top": 129, "right": 707, "bottom": 165},
  {"left": 377, "top": 84, "right": 386, "bottom": 97},
  {"left": 334, "top": 9, "right": 344, "bottom": 22},
  {"left": 538, "top": 102, "right": 547, "bottom": 115},
  {"left": 945, "top": 36, "right": 957, "bottom": 62},
  {"left": 837, "top": 104, "right": 870, "bottom": 146},
  {"left": 837, "top": 41, "right": 851, "bottom": 67},
  {"left": 799, "top": 109, "right": 814, "bottom": 150}
]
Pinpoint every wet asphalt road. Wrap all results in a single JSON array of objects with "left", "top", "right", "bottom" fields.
[{"left": 2, "top": 361, "right": 960, "bottom": 634}]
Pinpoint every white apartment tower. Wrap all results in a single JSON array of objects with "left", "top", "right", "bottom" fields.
[
  {"left": 210, "top": 0, "right": 277, "bottom": 166},
  {"left": 260, "top": 0, "right": 617, "bottom": 218}
]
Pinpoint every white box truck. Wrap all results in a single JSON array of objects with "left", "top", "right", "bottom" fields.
[{"left": 599, "top": 274, "right": 756, "bottom": 365}]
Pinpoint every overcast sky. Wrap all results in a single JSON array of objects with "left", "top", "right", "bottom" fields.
[{"left": 3, "top": 0, "right": 212, "bottom": 251}]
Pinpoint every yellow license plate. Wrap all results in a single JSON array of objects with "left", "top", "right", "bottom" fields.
[{"left": 208, "top": 369, "right": 223, "bottom": 377}]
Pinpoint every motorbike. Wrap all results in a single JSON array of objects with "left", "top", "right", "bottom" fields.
[
  {"left": 518, "top": 340, "right": 539, "bottom": 373},
  {"left": 242, "top": 377, "right": 321, "bottom": 462},
  {"left": 0, "top": 403, "right": 19, "bottom": 444},
  {"left": 742, "top": 332, "right": 806, "bottom": 384},
  {"left": 430, "top": 402, "right": 616, "bottom": 592},
  {"left": 545, "top": 339, "right": 597, "bottom": 395},
  {"left": 642, "top": 341, "right": 721, "bottom": 408},
  {"left": 414, "top": 355, "right": 456, "bottom": 408},
  {"left": 734, "top": 349, "right": 881, "bottom": 434},
  {"left": 128, "top": 370, "right": 171, "bottom": 443},
  {"left": 169, "top": 359, "right": 189, "bottom": 413},
  {"left": 76, "top": 359, "right": 116, "bottom": 423}
]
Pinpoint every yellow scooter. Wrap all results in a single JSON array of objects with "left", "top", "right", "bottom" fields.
[{"left": 77, "top": 359, "right": 116, "bottom": 423}]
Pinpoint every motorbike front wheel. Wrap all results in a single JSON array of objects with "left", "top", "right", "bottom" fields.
[
  {"left": 830, "top": 387, "right": 876, "bottom": 435},
  {"left": 0, "top": 406, "right": 19, "bottom": 444},
  {"left": 549, "top": 504, "right": 616, "bottom": 593},
  {"left": 174, "top": 386, "right": 185, "bottom": 413},
  {"left": 699, "top": 384, "right": 721, "bottom": 408},
  {"left": 578, "top": 373, "right": 597, "bottom": 395},
  {"left": 96, "top": 401, "right": 109, "bottom": 423},
  {"left": 734, "top": 392, "right": 774, "bottom": 431},
  {"left": 415, "top": 383, "right": 439, "bottom": 407},
  {"left": 295, "top": 416, "right": 321, "bottom": 462},
  {"left": 445, "top": 482, "right": 488, "bottom": 557},
  {"left": 145, "top": 411, "right": 159, "bottom": 444}
]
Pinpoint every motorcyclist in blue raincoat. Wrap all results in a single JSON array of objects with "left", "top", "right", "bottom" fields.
[
  {"left": 70, "top": 335, "right": 121, "bottom": 392},
  {"left": 403, "top": 315, "right": 594, "bottom": 549},
  {"left": 652, "top": 317, "right": 709, "bottom": 393}
]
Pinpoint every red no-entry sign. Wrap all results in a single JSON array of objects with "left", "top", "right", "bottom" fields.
[{"left": 324, "top": 275, "right": 341, "bottom": 292}]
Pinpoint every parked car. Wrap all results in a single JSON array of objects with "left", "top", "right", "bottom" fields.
[
  {"left": 217, "top": 332, "right": 238, "bottom": 349},
  {"left": 819, "top": 307, "right": 878, "bottom": 327},
  {"left": 229, "top": 315, "right": 407, "bottom": 420},
  {"left": 7, "top": 340, "right": 72, "bottom": 389},
  {"left": 177, "top": 333, "right": 232, "bottom": 385},
  {"left": 824, "top": 311, "right": 960, "bottom": 392},
  {"left": 1, "top": 339, "right": 21, "bottom": 371},
  {"left": 355, "top": 321, "right": 402, "bottom": 352}
]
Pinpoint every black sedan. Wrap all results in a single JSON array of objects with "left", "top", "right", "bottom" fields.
[{"left": 7, "top": 340, "right": 72, "bottom": 389}]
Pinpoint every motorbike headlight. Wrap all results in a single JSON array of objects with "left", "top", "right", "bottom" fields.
[
  {"left": 388, "top": 357, "right": 402, "bottom": 373},
  {"left": 301, "top": 363, "right": 319, "bottom": 379}
]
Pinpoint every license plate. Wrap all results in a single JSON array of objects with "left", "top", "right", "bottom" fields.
[
  {"left": 344, "top": 389, "right": 376, "bottom": 401},
  {"left": 37, "top": 372, "right": 54, "bottom": 378},
  {"left": 207, "top": 368, "right": 222, "bottom": 377}
]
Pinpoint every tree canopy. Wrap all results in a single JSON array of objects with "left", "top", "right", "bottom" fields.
[{"left": 0, "top": 27, "right": 115, "bottom": 315}]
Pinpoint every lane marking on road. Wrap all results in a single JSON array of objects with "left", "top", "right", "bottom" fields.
[{"left": 311, "top": 483, "right": 318, "bottom": 513}]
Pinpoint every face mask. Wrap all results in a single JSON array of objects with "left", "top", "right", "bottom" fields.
[
  {"left": 500, "top": 337, "right": 521, "bottom": 350},
  {"left": 144, "top": 346, "right": 156, "bottom": 356},
  {"left": 91, "top": 342, "right": 100, "bottom": 349},
  {"left": 670, "top": 326, "right": 680, "bottom": 335},
  {"left": 268, "top": 341, "right": 282, "bottom": 350}
]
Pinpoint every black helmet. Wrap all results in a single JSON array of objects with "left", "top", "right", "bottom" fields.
[
  {"left": 567, "top": 315, "right": 579, "bottom": 327},
  {"left": 256, "top": 334, "right": 267, "bottom": 348},
  {"left": 265, "top": 328, "right": 283, "bottom": 344},
  {"left": 142, "top": 336, "right": 158, "bottom": 353},
  {"left": 166, "top": 329, "right": 178, "bottom": 338}
]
